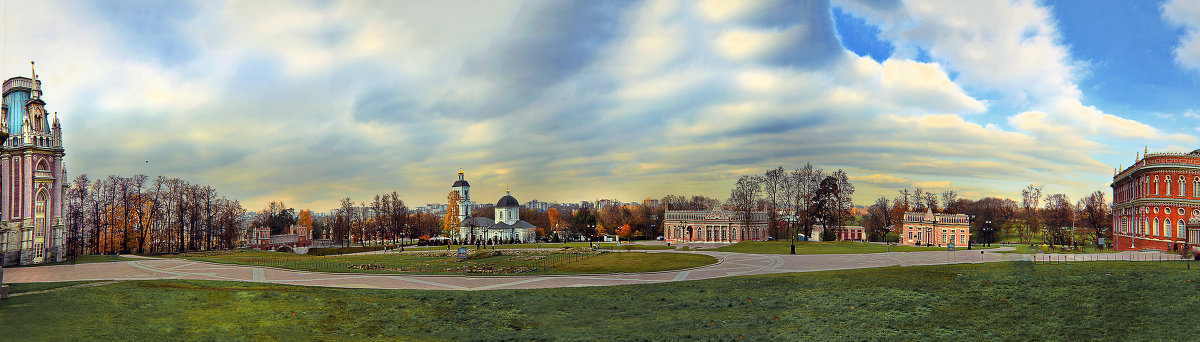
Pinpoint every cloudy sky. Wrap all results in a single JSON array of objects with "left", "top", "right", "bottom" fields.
[{"left": 3, "top": 0, "right": 1200, "bottom": 211}]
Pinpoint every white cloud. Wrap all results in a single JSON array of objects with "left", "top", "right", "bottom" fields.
[
  {"left": 1, "top": 0, "right": 1173, "bottom": 210},
  {"left": 1164, "top": 0, "right": 1200, "bottom": 73},
  {"left": 838, "top": 0, "right": 1193, "bottom": 143}
]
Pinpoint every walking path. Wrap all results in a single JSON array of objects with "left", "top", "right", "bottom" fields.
[{"left": 1, "top": 248, "right": 1182, "bottom": 291}]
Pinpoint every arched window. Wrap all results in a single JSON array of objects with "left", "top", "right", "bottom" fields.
[
  {"left": 1153, "top": 218, "right": 1159, "bottom": 236},
  {"left": 1180, "top": 177, "right": 1185, "bottom": 197},
  {"left": 1195, "top": 177, "right": 1199, "bottom": 198},
  {"left": 1155, "top": 176, "right": 1160, "bottom": 195},
  {"left": 1179, "top": 219, "right": 1186, "bottom": 239},
  {"left": 1167, "top": 175, "right": 1172, "bottom": 196}
]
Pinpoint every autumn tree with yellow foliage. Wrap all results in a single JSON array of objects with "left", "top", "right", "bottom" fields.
[{"left": 445, "top": 191, "right": 461, "bottom": 238}]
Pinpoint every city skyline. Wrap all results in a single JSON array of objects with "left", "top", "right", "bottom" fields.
[{"left": 3, "top": 0, "right": 1200, "bottom": 211}]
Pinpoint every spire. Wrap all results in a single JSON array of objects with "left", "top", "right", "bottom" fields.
[
  {"left": 506, "top": 184, "right": 510, "bottom": 194},
  {"left": 30, "top": 61, "right": 40, "bottom": 100}
]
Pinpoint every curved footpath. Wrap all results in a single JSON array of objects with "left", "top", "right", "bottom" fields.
[{"left": 1, "top": 248, "right": 1180, "bottom": 290}]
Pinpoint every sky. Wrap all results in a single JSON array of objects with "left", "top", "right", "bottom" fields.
[{"left": 2, "top": 0, "right": 1200, "bottom": 211}]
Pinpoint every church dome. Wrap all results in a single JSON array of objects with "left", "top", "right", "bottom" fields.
[
  {"left": 452, "top": 180, "right": 470, "bottom": 187},
  {"left": 496, "top": 194, "right": 519, "bottom": 208}
]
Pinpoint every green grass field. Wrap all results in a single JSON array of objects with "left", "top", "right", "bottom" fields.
[
  {"left": 7, "top": 254, "right": 140, "bottom": 268},
  {"left": 5, "top": 281, "right": 96, "bottom": 294},
  {"left": 5, "top": 261, "right": 1200, "bottom": 340},
  {"left": 380, "top": 242, "right": 626, "bottom": 252},
  {"left": 714, "top": 241, "right": 991, "bottom": 254},
  {"left": 180, "top": 249, "right": 714, "bottom": 275}
]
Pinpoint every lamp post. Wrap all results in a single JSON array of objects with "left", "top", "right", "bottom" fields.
[
  {"left": 985, "top": 220, "right": 992, "bottom": 247},
  {"left": 589, "top": 223, "right": 596, "bottom": 248},
  {"left": 967, "top": 214, "right": 974, "bottom": 250}
]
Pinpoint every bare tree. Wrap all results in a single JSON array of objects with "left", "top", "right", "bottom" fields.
[
  {"left": 1020, "top": 184, "right": 1043, "bottom": 246},
  {"left": 762, "top": 166, "right": 786, "bottom": 239},
  {"left": 1042, "top": 193, "right": 1073, "bottom": 247},
  {"left": 940, "top": 190, "right": 958, "bottom": 214},
  {"left": 866, "top": 196, "right": 892, "bottom": 241},
  {"left": 728, "top": 175, "right": 762, "bottom": 241},
  {"left": 1078, "top": 191, "right": 1110, "bottom": 249}
]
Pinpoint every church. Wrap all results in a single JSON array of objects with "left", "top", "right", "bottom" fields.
[
  {"left": 0, "top": 64, "right": 67, "bottom": 265},
  {"left": 451, "top": 169, "right": 537, "bottom": 243}
]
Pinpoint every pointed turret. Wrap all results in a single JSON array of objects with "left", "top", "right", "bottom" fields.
[{"left": 52, "top": 112, "right": 62, "bottom": 148}]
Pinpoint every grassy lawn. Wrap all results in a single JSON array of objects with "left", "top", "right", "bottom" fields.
[
  {"left": 180, "top": 249, "right": 715, "bottom": 275},
  {"left": 5, "top": 261, "right": 1200, "bottom": 340},
  {"left": 6, "top": 281, "right": 96, "bottom": 294},
  {"left": 555, "top": 252, "right": 713, "bottom": 273},
  {"left": 714, "top": 241, "right": 992, "bottom": 255},
  {"left": 7, "top": 254, "right": 140, "bottom": 268},
  {"left": 598, "top": 244, "right": 676, "bottom": 251},
  {"left": 379, "top": 242, "right": 623, "bottom": 252}
]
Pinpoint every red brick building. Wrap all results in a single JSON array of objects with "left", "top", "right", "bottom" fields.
[
  {"left": 1111, "top": 149, "right": 1200, "bottom": 252},
  {"left": 249, "top": 225, "right": 311, "bottom": 251}
]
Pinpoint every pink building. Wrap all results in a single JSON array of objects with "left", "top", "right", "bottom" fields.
[
  {"left": 663, "top": 209, "right": 768, "bottom": 244},
  {"left": 897, "top": 209, "right": 970, "bottom": 247},
  {"left": 0, "top": 66, "right": 66, "bottom": 266}
]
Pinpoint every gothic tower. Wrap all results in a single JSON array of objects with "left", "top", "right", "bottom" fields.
[{"left": 0, "top": 62, "right": 66, "bottom": 265}]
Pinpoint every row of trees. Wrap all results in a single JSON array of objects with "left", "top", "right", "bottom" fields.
[
  {"left": 313, "top": 193, "right": 442, "bottom": 247},
  {"left": 64, "top": 174, "right": 246, "bottom": 257},
  {"left": 863, "top": 184, "right": 1111, "bottom": 248},
  {"left": 729, "top": 165, "right": 855, "bottom": 253}
]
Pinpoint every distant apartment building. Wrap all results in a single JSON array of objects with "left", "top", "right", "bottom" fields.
[{"left": 524, "top": 199, "right": 551, "bottom": 211}]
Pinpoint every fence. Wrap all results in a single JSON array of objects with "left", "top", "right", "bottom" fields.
[{"left": 1032, "top": 251, "right": 1186, "bottom": 264}]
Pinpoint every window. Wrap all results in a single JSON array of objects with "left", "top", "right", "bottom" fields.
[
  {"left": 1179, "top": 220, "right": 1186, "bottom": 239},
  {"left": 1180, "top": 208, "right": 1186, "bottom": 215},
  {"left": 1154, "top": 207, "right": 1159, "bottom": 214},
  {"left": 1167, "top": 175, "right": 1172, "bottom": 196},
  {"left": 1180, "top": 178, "right": 1185, "bottom": 197},
  {"left": 1195, "top": 177, "right": 1199, "bottom": 197},
  {"left": 1154, "top": 219, "right": 1160, "bottom": 236},
  {"left": 1155, "top": 176, "right": 1160, "bottom": 195}
]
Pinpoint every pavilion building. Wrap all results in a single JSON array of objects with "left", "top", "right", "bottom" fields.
[
  {"left": 662, "top": 209, "right": 768, "bottom": 244},
  {"left": 897, "top": 208, "right": 969, "bottom": 247}
]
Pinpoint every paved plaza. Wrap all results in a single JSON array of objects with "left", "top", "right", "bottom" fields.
[{"left": 2, "top": 248, "right": 1183, "bottom": 290}]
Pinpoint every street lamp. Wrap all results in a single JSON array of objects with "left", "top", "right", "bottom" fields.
[
  {"left": 985, "top": 220, "right": 992, "bottom": 247},
  {"left": 588, "top": 223, "right": 596, "bottom": 248},
  {"left": 967, "top": 214, "right": 974, "bottom": 250}
]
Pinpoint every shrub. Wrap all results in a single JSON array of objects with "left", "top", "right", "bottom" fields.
[{"left": 820, "top": 230, "right": 836, "bottom": 242}]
